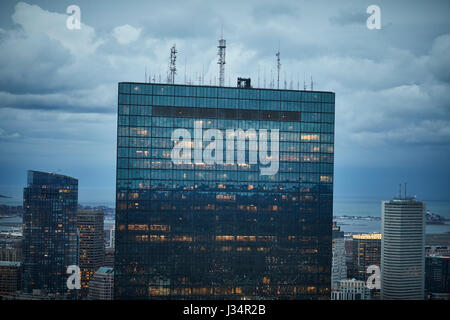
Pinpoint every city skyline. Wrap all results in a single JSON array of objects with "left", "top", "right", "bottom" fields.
[
  {"left": 0, "top": 0, "right": 449, "bottom": 307},
  {"left": 0, "top": 0, "right": 450, "bottom": 204}
]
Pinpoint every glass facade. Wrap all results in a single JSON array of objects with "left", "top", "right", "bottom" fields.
[
  {"left": 22, "top": 170, "right": 78, "bottom": 298},
  {"left": 115, "top": 83, "right": 335, "bottom": 299}
]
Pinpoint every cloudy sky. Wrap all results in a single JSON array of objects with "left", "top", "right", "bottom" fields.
[{"left": 0, "top": 0, "right": 449, "bottom": 205}]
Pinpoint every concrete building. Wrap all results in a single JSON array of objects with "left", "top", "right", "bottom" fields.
[
  {"left": 0, "top": 261, "right": 21, "bottom": 295},
  {"left": 425, "top": 256, "right": 450, "bottom": 299},
  {"left": 77, "top": 209, "right": 105, "bottom": 297},
  {"left": 89, "top": 267, "right": 114, "bottom": 300},
  {"left": 331, "top": 222, "right": 347, "bottom": 289},
  {"left": 104, "top": 247, "right": 114, "bottom": 268},
  {"left": 331, "top": 278, "right": 370, "bottom": 300},
  {"left": 0, "top": 247, "right": 21, "bottom": 262},
  {"left": 352, "top": 233, "right": 381, "bottom": 281},
  {"left": 381, "top": 197, "right": 425, "bottom": 300}
]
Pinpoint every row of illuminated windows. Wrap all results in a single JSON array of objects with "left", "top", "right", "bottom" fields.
[
  {"left": 119, "top": 127, "right": 333, "bottom": 144},
  {"left": 116, "top": 192, "right": 327, "bottom": 202},
  {"left": 117, "top": 116, "right": 335, "bottom": 133},
  {"left": 117, "top": 159, "right": 334, "bottom": 173},
  {"left": 118, "top": 149, "right": 334, "bottom": 163},
  {"left": 118, "top": 149, "right": 333, "bottom": 164},
  {"left": 118, "top": 150, "right": 333, "bottom": 163},
  {"left": 118, "top": 136, "right": 333, "bottom": 150},
  {"left": 117, "top": 169, "right": 333, "bottom": 183},
  {"left": 116, "top": 179, "right": 333, "bottom": 193},
  {"left": 119, "top": 83, "right": 335, "bottom": 103},
  {"left": 118, "top": 95, "right": 334, "bottom": 112},
  {"left": 117, "top": 138, "right": 333, "bottom": 152}
]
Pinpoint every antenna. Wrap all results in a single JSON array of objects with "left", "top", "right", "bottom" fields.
[
  {"left": 404, "top": 182, "right": 407, "bottom": 199},
  {"left": 263, "top": 67, "right": 266, "bottom": 88},
  {"left": 202, "top": 64, "right": 205, "bottom": 85},
  {"left": 258, "top": 65, "right": 260, "bottom": 88},
  {"left": 398, "top": 183, "right": 402, "bottom": 198},
  {"left": 310, "top": 76, "right": 314, "bottom": 91},
  {"left": 145, "top": 66, "right": 147, "bottom": 83},
  {"left": 276, "top": 45, "right": 281, "bottom": 89},
  {"left": 270, "top": 69, "right": 273, "bottom": 88},
  {"left": 217, "top": 28, "right": 226, "bottom": 87},
  {"left": 168, "top": 44, "right": 177, "bottom": 84}
]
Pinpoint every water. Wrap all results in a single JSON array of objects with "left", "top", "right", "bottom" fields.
[
  {"left": 1, "top": 197, "right": 449, "bottom": 234},
  {"left": 334, "top": 197, "right": 450, "bottom": 234}
]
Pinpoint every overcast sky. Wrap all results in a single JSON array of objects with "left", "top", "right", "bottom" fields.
[{"left": 0, "top": 0, "right": 449, "bottom": 205}]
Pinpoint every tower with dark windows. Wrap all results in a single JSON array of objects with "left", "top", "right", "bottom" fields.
[
  {"left": 115, "top": 82, "right": 335, "bottom": 299},
  {"left": 22, "top": 170, "right": 78, "bottom": 298}
]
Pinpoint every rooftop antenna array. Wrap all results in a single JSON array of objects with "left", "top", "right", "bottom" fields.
[
  {"left": 276, "top": 45, "right": 281, "bottom": 89},
  {"left": 310, "top": 76, "right": 314, "bottom": 91},
  {"left": 168, "top": 44, "right": 177, "bottom": 84},
  {"left": 217, "top": 27, "right": 226, "bottom": 87}
]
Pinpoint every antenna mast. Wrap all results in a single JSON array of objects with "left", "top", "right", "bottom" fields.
[
  {"left": 217, "top": 28, "right": 226, "bottom": 87},
  {"left": 168, "top": 44, "right": 177, "bottom": 84},
  {"left": 276, "top": 47, "right": 281, "bottom": 89}
]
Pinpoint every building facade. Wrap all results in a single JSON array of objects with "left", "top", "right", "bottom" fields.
[
  {"left": 22, "top": 170, "right": 78, "bottom": 298},
  {"left": 115, "top": 82, "right": 335, "bottom": 299},
  {"left": 89, "top": 267, "right": 114, "bottom": 300},
  {"left": 104, "top": 248, "right": 115, "bottom": 268},
  {"left": 77, "top": 209, "right": 105, "bottom": 297},
  {"left": 425, "top": 256, "right": 450, "bottom": 298},
  {"left": 0, "top": 247, "right": 21, "bottom": 262},
  {"left": 0, "top": 261, "right": 21, "bottom": 295},
  {"left": 381, "top": 198, "right": 425, "bottom": 300},
  {"left": 331, "top": 222, "right": 347, "bottom": 289},
  {"left": 352, "top": 233, "right": 381, "bottom": 281},
  {"left": 331, "top": 278, "right": 370, "bottom": 300}
]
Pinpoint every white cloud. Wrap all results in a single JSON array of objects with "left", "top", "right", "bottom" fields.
[
  {"left": 0, "top": 128, "right": 20, "bottom": 139},
  {"left": 113, "top": 24, "right": 142, "bottom": 45},
  {"left": 11, "top": 2, "right": 103, "bottom": 57}
]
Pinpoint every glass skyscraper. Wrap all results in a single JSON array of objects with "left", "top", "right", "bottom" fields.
[
  {"left": 115, "top": 82, "right": 335, "bottom": 299},
  {"left": 22, "top": 170, "right": 78, "bottom": 298}
]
